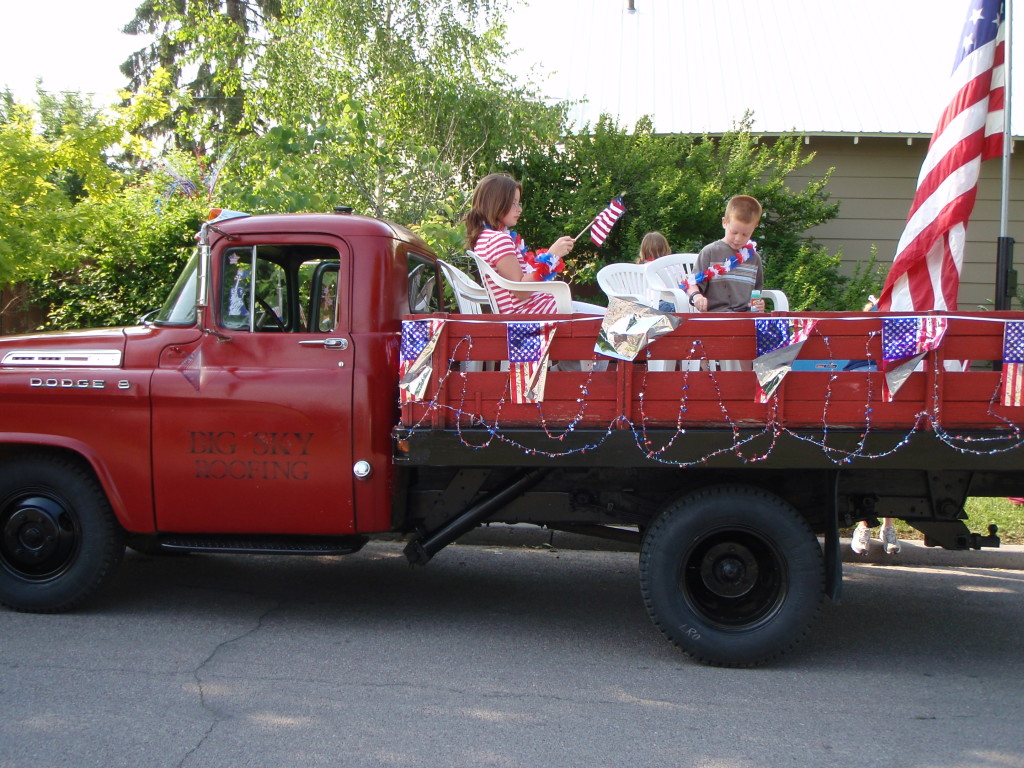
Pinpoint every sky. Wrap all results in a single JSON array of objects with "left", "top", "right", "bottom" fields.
[
  {"left": 0, "top": 0, "right": 1017, "bottom": 135},
  {"left": 0, "top": 0, "right": 144, "bottom": 104}
]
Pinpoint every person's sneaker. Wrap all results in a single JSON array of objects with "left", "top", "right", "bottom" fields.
[
  {"left": 851, "top": 525, "right": 872, "bottom": 554},
  {"left": 878, "top": 525, "right": 901, "bottom": 555}
]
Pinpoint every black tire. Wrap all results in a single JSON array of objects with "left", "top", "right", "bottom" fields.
[
  {"left": 640, "top": 484, "right": 824, "bottom": 667},
  {"left": 0, "top": 453, "right": 126, "bottom": 612}
]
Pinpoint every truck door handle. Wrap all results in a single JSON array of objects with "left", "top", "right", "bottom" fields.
[{"left": 298, "top": 337, "right": 349, "bottom": 350}]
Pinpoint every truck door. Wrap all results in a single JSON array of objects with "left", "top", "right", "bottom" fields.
[{"left": 151, "top": 241, "right": 355, "bottom": 535}]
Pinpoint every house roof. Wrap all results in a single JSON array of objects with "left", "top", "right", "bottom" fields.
[{"left": 506, "top": 0, "right": 1022, "bottom": 137}]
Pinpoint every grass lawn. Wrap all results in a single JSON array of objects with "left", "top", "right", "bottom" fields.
[{"left": 843, "top": 497, "right": 1024, "bottom": 545}]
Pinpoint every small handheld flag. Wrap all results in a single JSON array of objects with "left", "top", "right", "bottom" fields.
[{"left": 576, "top": 196, "right": 626, "bottom": 245}]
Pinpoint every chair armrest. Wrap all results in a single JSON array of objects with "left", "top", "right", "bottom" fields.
[{"left": 761, "top": 289, "right": 789, "bottom": 312}]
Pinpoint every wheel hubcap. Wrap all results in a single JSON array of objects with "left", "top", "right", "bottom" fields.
[
  {"left": 700, "top": 542, "right": 759, "bottom": 598},
  {"left": 681, "top": 529, "right": 786, "bottom": 630},
  {"left": 1, "top": 495, "right": 78, "bottom": 580}
]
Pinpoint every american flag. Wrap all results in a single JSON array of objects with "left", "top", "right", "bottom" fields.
[
  {"left": 589, "top": 197, "right": 626, "bottom": 246},
  {"left": 399, "top": 319, "right": 443, "bottom": 402},
  {"left": 881, "top": 317, "right": 949, "bottom": 361},
  {"left": 753, "top": 318, "right": 818, "bottom": 402},
  {"left": 1001, "top": 321, "right": 1024, "bottom": 407},
  {"left": 507, "top": 321, "right": 556, "bottom": 404},
  {"left": 878, "top": 0, "right": 1005, "bottom": 312},
  {"left": 881, "top": 316, "right": 949, "bottom": 401},
  {"left": 755, "top": 318, "right": 818, "bottom": 358}
]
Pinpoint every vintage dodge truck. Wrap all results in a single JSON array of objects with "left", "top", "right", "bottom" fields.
[{"left": 0, "top": 208, "right": 1015, "bottom": 666}]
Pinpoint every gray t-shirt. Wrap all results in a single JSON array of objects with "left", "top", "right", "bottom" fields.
[{"left": 695, "top": 239, "right": 764, "bottom": 312}]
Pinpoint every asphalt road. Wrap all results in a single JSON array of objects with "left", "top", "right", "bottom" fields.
[{"left": 2, "top": 540, "right": 1023, "bottom": 768}]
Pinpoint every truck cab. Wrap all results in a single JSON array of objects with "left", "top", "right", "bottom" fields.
[{"left": 0, "top": 209, "right": 443, "bottom": 611}]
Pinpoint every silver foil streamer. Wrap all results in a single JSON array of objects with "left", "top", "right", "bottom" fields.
[
  {"left": 753, "top": 341, "right": 808, "bottom": 401},
  {"left": 594, "top": 297, "right": 681, "bottom": 361}
]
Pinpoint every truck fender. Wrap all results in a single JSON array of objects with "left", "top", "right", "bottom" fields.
[{"left": 0, "top": 433, "right": 141, "bottom": 532}]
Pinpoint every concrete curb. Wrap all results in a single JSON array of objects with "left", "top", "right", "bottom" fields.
[{"left": 452, "top": 523, "right": 1024, "bottom": 571}]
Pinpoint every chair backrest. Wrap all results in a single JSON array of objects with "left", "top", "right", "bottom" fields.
[
  {"left": 438, "top": 259, "right": 490, "bottom": 314},
  {"left": 468, "top": 250, "right": 573, "bottom": 313},
  {"left": 645, "top": 253, "right": 698, "bottom": 292},
  {"left": 644, "top": 253, "right": 699, "bottom": 312},
  {"left": 596, "top": 263, "right": 653, "bottom": 306}
]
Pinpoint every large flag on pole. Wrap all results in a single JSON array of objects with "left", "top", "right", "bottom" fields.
[{"left": 878, "top": 0, "right": 1006, "bottom": 312}]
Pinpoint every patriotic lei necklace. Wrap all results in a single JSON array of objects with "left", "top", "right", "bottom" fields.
[
  {"left": 489, "top": 227, "right": 566, "bottom": 282},
  {"left": 680, "top": 240, "right": 757, "bottom": 292}
]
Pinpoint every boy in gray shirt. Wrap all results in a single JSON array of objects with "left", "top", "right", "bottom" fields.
[{"left": 686, "top": 195, "right": 765, "bottom": 313}]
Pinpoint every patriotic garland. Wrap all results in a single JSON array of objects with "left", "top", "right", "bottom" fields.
[
  {"left": 506, "top": 230, "right": 565, "bottom": 281},
  {"left": 680, "top": 241, "right": 758, "bottom": 293}
]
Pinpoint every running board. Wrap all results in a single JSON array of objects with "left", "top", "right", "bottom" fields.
[{"left": 158, "top": 534, "right": 369, "bottom": 555}]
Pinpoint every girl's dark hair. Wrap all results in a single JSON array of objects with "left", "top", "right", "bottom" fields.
[{"left": 465, "top": 173, "right": 522, "bottom": 249}]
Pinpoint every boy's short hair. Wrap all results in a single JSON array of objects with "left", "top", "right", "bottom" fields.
[{"left": 725, "top": 195, "right": 762, "bottom": 224}]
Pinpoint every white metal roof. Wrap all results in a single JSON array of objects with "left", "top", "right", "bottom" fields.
[{"left": 506, "top": 0, "right": 1022, "bottom": 136}]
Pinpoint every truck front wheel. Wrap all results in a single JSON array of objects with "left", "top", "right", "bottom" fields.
[
  {"left": 640, "top": 484, "right": 823, "bottom": 667},
  {"left": 0, "top": 454, "right": 125, "bottom": 612}
]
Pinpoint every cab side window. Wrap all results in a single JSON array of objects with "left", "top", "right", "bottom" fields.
[
  {"left": 219, "top": 245, "right": 341, "bottom": 332},
  {"left": 302, "top": 260, "right": 339, "bottom": 332}
]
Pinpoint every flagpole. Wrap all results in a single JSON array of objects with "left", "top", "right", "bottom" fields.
[
  {"left": 996, "top": 0, "right": 1015, "bottom": 310},
  {"left": 573, "top": 221, "right": 595, "bottom": 242}
]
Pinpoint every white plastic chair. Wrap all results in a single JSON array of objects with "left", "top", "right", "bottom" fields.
[
  {"left": 644, "top": 253, "right": 698, "bottom": 312},
  {"left": 438, "top": 260, "right": 490, "bottom": 314},
  {"left": 468, "top": 251, "right": 573, "bottom": 313},
  {"left": 436, "top": 260, "right": 494, "bottom": 371},
  {"left": 596, "top": 263, "right": 654, "bottom": 307}
]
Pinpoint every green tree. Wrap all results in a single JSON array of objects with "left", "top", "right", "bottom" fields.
[
  {"left": 0, "top": 94, "right": 124, "bottom": 287},
  {"left": 121, "top": 0, "right": 285, "bottom": 149},
  {"left": 122, "top": 0, "right": 565, "bottom": 228}
]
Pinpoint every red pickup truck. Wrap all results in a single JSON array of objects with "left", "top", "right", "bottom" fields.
[{"left": 0, "top": 209, "right": 1014, "bottom": 666}]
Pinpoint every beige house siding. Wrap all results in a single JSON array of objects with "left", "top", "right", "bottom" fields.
[{"left": 782, "top": 135, "right": 1024, "bottom": 310}]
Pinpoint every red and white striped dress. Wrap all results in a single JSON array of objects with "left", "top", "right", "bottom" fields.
[{"left": 474, "top": 228, "right": 558, "bottom": 314}]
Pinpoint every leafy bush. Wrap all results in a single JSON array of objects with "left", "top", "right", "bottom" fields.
[{"left": 29, "top": 185, "right": 205, "bottom": 330}]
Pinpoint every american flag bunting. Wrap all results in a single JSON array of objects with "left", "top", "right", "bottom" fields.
[
  {"left": 1001, "top": 321, "right": 1024, "bottom": 407},
  {"left": 399, "top": 319, "right": 444, "bottom": 402},
  {"left": 881, "top": 316, "right": 949, "bottom": 400},
  {"left": 881, "top": 317, "right": 949, "bottom": 362},
  {"left": 752, "top": 318, "right": 818, "bottom": 402},
  {"left": 508, "top": 321, "right": 557, "bottom": 403},
  {"left": 177, "top": 345, "right": 204, "bottom": 392}
]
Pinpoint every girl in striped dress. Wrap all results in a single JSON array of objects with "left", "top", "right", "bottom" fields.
[{"left": 465, "top": 173, "right": 577, "bottom": 314}]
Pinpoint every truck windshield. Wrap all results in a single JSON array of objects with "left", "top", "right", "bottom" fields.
[{"left": 152, "top": 251, "right": 199, "bottom": 325}]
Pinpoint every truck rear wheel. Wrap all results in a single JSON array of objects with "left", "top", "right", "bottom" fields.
[
  {"left": 640, "top": 484, "right": 823, "bottom": 667},
  {"left": 0, "top": 454, "right": 125, "bottom": 613}
]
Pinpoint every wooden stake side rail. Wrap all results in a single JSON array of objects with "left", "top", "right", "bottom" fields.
[{"left": 401, "top": 311, "right": 1022, "bottom": 432}]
